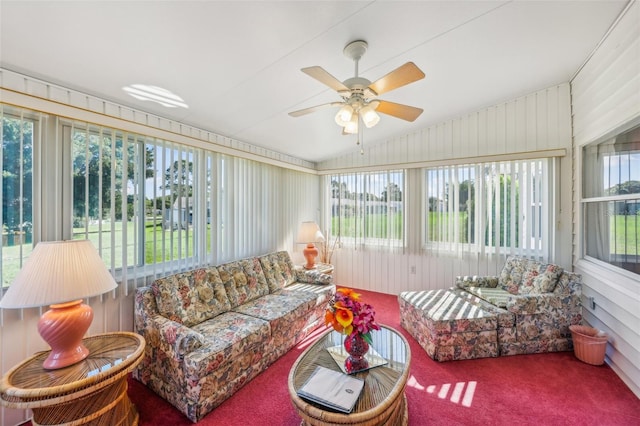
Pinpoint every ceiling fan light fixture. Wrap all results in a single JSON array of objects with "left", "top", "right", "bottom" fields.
[
  {"left": 335, "top": 105, "right": 353, "bottom": 126},
  {"left": 361, "top": 105, "right": 380, "bottom": 128},
  {"left": 343, "top": 113, "right": 359, "bottom": 134},
  {"left": 289, "top": 39, "right": 426, "bottom": 145}
]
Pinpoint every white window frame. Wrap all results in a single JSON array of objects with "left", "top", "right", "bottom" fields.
[
  {"left": 581, "top": 123, "right": 640, "bottom": 276},
  {"left": 424, "top": 158, "right": 554, "bottom": 260},
  {"left": 326, "top": 170, "right": 405, "bottom": 250}
]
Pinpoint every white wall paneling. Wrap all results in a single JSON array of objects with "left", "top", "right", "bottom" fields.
[
  {"left": 1, "top": 73, "right": 320, "bottom": 424},
  {"left": 324, "top": 83, "right": 573, "bottom": 295},
  {"left": 571, "top": 1, "right": 640, "bottom": 398}
]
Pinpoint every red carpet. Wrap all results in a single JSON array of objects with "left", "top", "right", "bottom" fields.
[{"left": 128, "top": 289, "right": 640, "bottom": 425}]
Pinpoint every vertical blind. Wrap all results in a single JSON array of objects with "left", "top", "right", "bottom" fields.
[
  {"left": 325, "top": 170, "right": 405, "bottom": 251},
  {"left": 68, "top": 121, "right": 316, "bottom": 284},
  {"left": 71, "top": 123, "right": 200, "bottom": 289},
  {"left": 424, "top": 158, "right": 553, "bottom": 260},
  {"left": 1, "top": 103, "right": 318, "bottom": 301},
  {"left": 0, "top": 105, "right": 36, "bottom": 292}
]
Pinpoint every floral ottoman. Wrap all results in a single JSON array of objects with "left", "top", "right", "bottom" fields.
[{"left": 398, "top": 289, "right": 499, "bottom": 361}]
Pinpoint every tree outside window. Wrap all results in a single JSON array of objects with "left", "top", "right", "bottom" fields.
[{"left": 1, "top": 112, "right": 34, "bottom": 286}]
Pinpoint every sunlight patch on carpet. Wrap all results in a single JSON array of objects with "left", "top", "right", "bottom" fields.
[
  {"left": 407, "top": 375, "right": 425, "bottom": 390},
  {"left": 408, "top": 375, "right": 477, "bottom": 407},
  {"left": 296, "top": 327, "right": 328, "bottom": 350}
]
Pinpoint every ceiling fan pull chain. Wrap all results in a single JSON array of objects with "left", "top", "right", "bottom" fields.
[{"left": 359, "top": 119, "right": 365, "bottom": 155}]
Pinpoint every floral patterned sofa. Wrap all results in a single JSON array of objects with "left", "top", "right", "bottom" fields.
[
  {"left": 133, "top": 251, "right": 334, "bottom": 422},
  {"left": 399, "top": 256, "right": 582, "bottom": 361}
]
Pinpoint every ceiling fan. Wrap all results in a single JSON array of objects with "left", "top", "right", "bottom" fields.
[{"left": 289, "top": 40, "right": 425, "bottom": 135}]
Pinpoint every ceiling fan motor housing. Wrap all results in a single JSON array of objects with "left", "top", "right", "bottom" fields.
[
  {"left": 343, "top": 40, "right": 368, "bottom": 62},
  {"left": 342, "top": 77, "right": 376, "bottom": 104}
]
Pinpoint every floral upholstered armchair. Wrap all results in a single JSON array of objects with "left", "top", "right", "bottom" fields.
[{"left": 454, "top": 256, "right": 583, "bottom": 356}]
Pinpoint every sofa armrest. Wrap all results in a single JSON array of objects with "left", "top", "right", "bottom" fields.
[
  {"left": 456, "top": 275, "right": 499, "bottom": 289},
  {"left": 154, "top": 315, "right": 206, "bottom": 360},
  {"left": 135, "top": 286, "right": 205, "bottom": 361},
  {"left": 506, "top": 292, "right": 581, "bottom": 316},
  {"left": 294, "top": 268, "right": 333, "bottom": 285}
]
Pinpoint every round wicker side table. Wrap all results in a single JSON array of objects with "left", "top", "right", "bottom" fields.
[
  {"left": 0, "top": 332, "right": 145, "bottom": 426},
  {"left": 288, "top": 325, "right": 411, "bottom": 426}
]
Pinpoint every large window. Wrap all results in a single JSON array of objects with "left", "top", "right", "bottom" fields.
[
  {"left": 69, "top": 121, "right": 309, "bottom": 278},
  {"left": 1, "top": 100, "right": 317, "bottom": 299},
  {"left": 1, "top": 106, "right": 35, "bottom": 288},
  {"left": 71, "top": 123, "right": 210, "bottom": 276},
  {"left": 425, "top": 158, "right": 553, "bottom": 259},
  {"left": 582, "top": 124, "right": 640, "bottom": 274},
  {"left": 328, "top": 171, "right": 404, "bottom": 249}
]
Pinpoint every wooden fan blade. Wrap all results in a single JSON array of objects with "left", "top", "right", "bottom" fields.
[
  {"left": 375, "top": 100, "right": 423, "bottom": 122},
  {"left": 302, "top": 66, "right": 350, "bottom": 92},
  {"left": 289, "top": 102, "right": 342, "bottom": 117},
  {"left": 368, "top": 62, "right": 425, "bottom": 96}
]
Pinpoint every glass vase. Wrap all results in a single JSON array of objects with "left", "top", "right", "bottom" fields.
[{"left": 344, "top": 333, "right": 369, "bottom": 373}]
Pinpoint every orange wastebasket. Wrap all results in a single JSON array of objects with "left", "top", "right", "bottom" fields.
[{"left": 569, "top": 325, "right": 608, "bottom": 366}]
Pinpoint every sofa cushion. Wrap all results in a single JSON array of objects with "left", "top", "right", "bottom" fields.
[
  {"left": 187, "top": 311, "right": 271, "bottom": 378},
  {"left": 294, "top": 268, "right": 333, "bottom": 285},
  {"left": 519, "top": 263, "right": 563, "bottom": 295},
  {"left": 233, "top": 293, "right": 315, "bottom": 327},
  {"left": 465, "top": 287, "right": 511, "bottom": 308},
  {"left": 499, "top": 256, "right": 562, "bottom": 295},
  {"left": 218, "top": 258, "right": 270, "bottom": 309},
  {"left": 499, "top": 256, "right": 528, "bottom": 294},
  {"left": 399, "top": 289, "right": 498, "bottom": 335},
  {"left": 152, "top": 268, "right": 230, "bottom": 327},
  {"left": 278, "top": 282, "right": 335, "bottom": 308},
  {"left": 233, "top": 293, "right": 318, "bottom": 348},
  {"left": 554, "top": 271, "right": 582, "bottom": 296},
  {"left": 258, "top": 251, "right": 296, "bottom": 292}
]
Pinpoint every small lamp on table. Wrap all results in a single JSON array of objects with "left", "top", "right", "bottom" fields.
[
  {"left": 0, "top": 240, "right": 117, "bottom": 369},
  {"left": 296, "top": 221, "right": 325, "bottom": 270}
]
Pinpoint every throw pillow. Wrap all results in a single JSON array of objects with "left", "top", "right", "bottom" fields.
[
  {"left": 519, "top": 263, "right": 563, "bottom": 295},
  {"left": 218, "top": 259, "right": 270, "bottom": 308},
  {"left": 498, "top": 256, "right": 528, "bottom": 294},
  {"left": 152, "top": 268, "right": 230, "bottom": 327},
  {"left": 275, "top": 250, "right": 296, "bottom": 286},
  {"left": 239, "top": 257, "right": 270, "bottom": 296},
  {"left": 259, "top": 252, "right": 287, "bottom": 292}
]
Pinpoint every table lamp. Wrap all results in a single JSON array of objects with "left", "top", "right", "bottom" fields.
[
  {"left": 0, "top": 240, "right": 117, "bottom": 369},
  {"left": 296, "top": 221, "right": 325, "bottom": 269}
]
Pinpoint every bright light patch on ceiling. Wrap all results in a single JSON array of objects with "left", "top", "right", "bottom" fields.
[{"left": 123, "top": 84, "right": 188, "bottom": 109}]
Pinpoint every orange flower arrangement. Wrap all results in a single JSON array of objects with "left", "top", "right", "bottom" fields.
[{"left": 325, "top": 288, "right": 380, "bottom": 344}]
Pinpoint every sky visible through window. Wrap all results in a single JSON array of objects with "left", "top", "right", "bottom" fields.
[{"left": 603, "top": 152, "right": 640, "bottom": 192}]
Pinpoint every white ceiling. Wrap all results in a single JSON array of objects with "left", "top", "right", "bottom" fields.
[{"left": 0, "top": 1, "right": 629, "bottom": 163}]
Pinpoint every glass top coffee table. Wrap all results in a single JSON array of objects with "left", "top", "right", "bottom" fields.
[{"left": 288, "top": 325, "right": 411, "bottom": 426}]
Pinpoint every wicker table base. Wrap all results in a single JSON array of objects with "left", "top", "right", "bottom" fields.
[
  {"left": 288, "top": 325, "right": 411, "bottom": 426},
  {"left": 1, "top": 332, "right": 145, "bottom": 426}
]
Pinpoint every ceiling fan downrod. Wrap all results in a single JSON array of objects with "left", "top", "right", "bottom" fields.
[{"left": 343, "top": 40, "right": 368, "bottom": 78}]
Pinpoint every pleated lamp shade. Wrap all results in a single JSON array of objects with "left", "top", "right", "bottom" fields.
[
  {"left": 0, "top": 239, "right": 117, "bottom": 309},
  {"left": 296, "top": 222, "right": 325, "bottom": 270},
  {"left": 0, "top": 239, "right": 117, "bottom": 369},
  {"left": 296, "top": 221, "right": 325, "bottom": 244}
]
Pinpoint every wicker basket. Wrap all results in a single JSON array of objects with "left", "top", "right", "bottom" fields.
[{"left": 569, "top": 325, "right": 608, "bottom": 366}]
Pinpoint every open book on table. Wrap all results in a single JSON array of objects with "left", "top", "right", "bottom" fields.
[{"left": 297, "top": 365, "right": 365, "bottom": 413}]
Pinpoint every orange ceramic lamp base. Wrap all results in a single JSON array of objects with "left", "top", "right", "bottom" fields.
[
  {"left": 303, "top": 243, "right": 319, "bottom": 270},
  {"left": 37, "top": 300, "right": 94, "bottom": 369}
]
